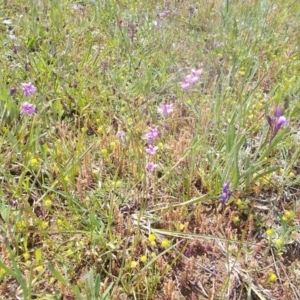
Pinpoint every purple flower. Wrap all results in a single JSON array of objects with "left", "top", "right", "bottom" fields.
[
  {"left": 157, "top": 103, "right": 173, "bottom": 117},
  {"left": 220, "top": 181, "right": 232, "bottom": 204},
  {"left": 116, "top": 130, "right": 125, "bottom": 138},
  {"left": 214, "top": 42, "right": 224, "bottom": 48},
  {"left": 190, "top": 68, "right": 204, "bottom": 77},
  {"left": 145, "top": 144, "right": 159, "bottom": 155},
  {"left": 179, "top": 68, "right": 204, "bottom": 90},
  {"left": 10, "top": 87, "right": 17, "bottom": 95},
  {"left": 146, "top": 162, "right": 158, "bottom": 173},
  {"left": 21, "top": 102, "right": 36, "bottom": 115},
  {"left": 21, "top": 82, "right": 37, "bottom": 96},
  {"left": 143, "top": 127, "right": 161, "bottom": 144},
  {"left": 184, "top": 249, "right": 192, "bottom": 257},
  {"left": 267, "top": 107, "right": 289, "bottom": 140},
  {"left": 159, "top": 10, "right": 170, "bottom": 18},
  {"left": 179, "top": 81, "right": 192, "bottom": 90},
  {"left": 185, "top": 73, "right": 200, "bottom": 84}
]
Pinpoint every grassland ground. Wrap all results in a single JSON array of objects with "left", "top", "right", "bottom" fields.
[{"left": 0, "top": 0, "right": 300, "bottom": 299}]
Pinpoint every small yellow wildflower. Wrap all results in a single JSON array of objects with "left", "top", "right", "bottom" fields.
[
  {"left": 41, "top": 221, "right": 48, "bottom": 229},
  {"left": 97, "top": 126, "right": 103, "bottom": 133},
  {"left": 113, "top": 180, "right": 121, "bottom": 187},
  {"left": 44, "top": 198, "right": 52, "bottom": 207},
  {"left": 101, "top": 149, "right": 108, "bottom": 156},
  {"left": 289, "top": 172, "right": 295, "bottom": 178},
  {"left": 57, "top": 219, "right": 63, "bottom": 227},
  {"left": 50, "top": 277, "right": 56, "bottom": 284},
  {"left": 179, "top": 223, "right": 185, "bottom": 231},
  {"left": 161, "top": 239, "right": 170, "bottom": 249},
  {"left": 81, "top": 127, "right": 87, "bottom": 133},
  {"left": 66, "top": 249, "right": 73, "bottom": 256},
  {"left": 268, "top": 273, "right": 277, "bottom": 283},
  {"left": 236, "top": 198, "right": 242, "bottom": 206},
  {"left": 140, "top": 255, "right": 147, "bottom": 263},
  {"left": 23, "top": 252, "right": 30, "bottom": 260},
  {"left": 25, "top": 260, "right": 31, "bottom": 267},
  {"left": 110, "top": 141, "right": 116, "bottom": 148},
  {"left": 274, "top": 239, "right": 283, "bottom": 247},
  {"left": 158, "top": 142, "right": 163, "bottom": 148},
  {"left": 16, "top": 220, "right": 25, "bottom": 229},
  {"left": 266, "top": 229, "right": 274, "bottom": 237},
  {"left": 130, "top": 261, "right": 138, "bottom": 268},
  {"left": 150, "top": 252, "right": 156, "bottom": 258},
  {"left": 233, "top": 216, "right": 240, "bottom": 224},
  {"left": 148, "top": 234, "right": 156, "bottom": 243},
  {"left": 0, "top": 268, "right": 5, "bottom": 276},
  {"left": 35, "top": 265, "right": 43, "bottom": 272},
  {"left": 30, "top": 158, "right": 38, "bottom": 165}
]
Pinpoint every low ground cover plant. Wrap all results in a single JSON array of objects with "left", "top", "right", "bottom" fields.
[{"left": 0, "top": 0, "right": 300, "bottom": 299}]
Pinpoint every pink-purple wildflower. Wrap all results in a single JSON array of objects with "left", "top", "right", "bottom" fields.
[
  {"left": 116, "top": 130, "right": 125, "bottom": 138},
  {"left": 143, "top": 127, "right": 161, "bottom": 144},
  {"left": 220, "top": 181, "right": 232, "bottom": 204},
  {"left": 146, "top": 162, "right": 158, "bottom": 173},
  {"left": 159, "top": 10, "right": 170, "bottom": 18},
  {"left": 157, "top": 103, "right": 173, "bottom": 117},
  {"left": 214, "top": 42, "right": 224, "bottom": 48},
  {"left": 21, "top": 82, "right": 37, "bottom": 96},
  {"left": 21, "top": 102, "right": 36, "bottom": 115},
  {"left": 179, "top": 68, "right": 204, "bottom": 90},
  {"left": 145, "top": 144, "right": 159, "bottom": 155},
  {"left": 267, "top": 107, "right": 289, "bottom": 141}
]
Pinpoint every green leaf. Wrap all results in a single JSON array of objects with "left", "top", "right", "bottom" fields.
[{"left": 48, "top": 265, "right": 69, "bottom": 285}]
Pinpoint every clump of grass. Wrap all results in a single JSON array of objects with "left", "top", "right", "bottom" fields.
[{"left": 1, "top": 0, "right": 300, "bottom": 299}]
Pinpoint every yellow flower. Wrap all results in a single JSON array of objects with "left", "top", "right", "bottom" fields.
[
  {"left": 97, "top": 126, "right": 103, "bottom": 133},
  {"left": 57, "top": 219, "right": 63, "bottom": 227},
  {"left": 50, "top": 277, "right": 56, "bottom": 284},
  {"left": 113, "top": 180, "right": 121, "bottom": 187},
  {"left": 16, "top": 220, "right": 25, "bottom": 229},
  {"left": 101, "top": 149, "right": 108, "bottom": 156},
  {"left": 41, "top": 221, "right": 48, "bottom": 229},
  {"left": 266, "top": 229, "right": 274, "bottom": 237},
  {"left": 23, "top": 252, "right": 30, "bottom": 260},
  {"left": 110, "top": 141, "right": 116, "bottom": 148},
  {"left": 35, "top": 265, "right": 43, "bottom": 272},
  {"left": 140, "top": 255, "right": 147, "bottom": 263},
  {"left": 30, "top": 158, "right": 38, "bottom": 165},
  {"left": 130, "top": 261, "right": 137, "bottom": 268},
  {"left": 148, "top": 234, "right": 156, "bottom": 243},
  {"left": 44, "top": 198, "right": 52, "bottom": 207},
  {"left": 284, "top": 211, "right": 292, "bottom": 218},
  {"left": 233, "top": 216, "right": 240, "bottom": 224},
  {"left": 66, "top": 249, "right": 73, "bottom": 256},
  {"left": 25, "top": 260, "right": 31, "bottom": 267},
  {"left": 268, "top": 273, "right": 277, "bottom": 283},
  {"left": 179, "top": 223, "right": 185, "bottom": 231},
  {"left": 236, "top": 198, "right": 242, "bottom": 206},
  {"left": 161, "top": 239, "right": 170, "bottom": 249},
  {"left": 274, "top": 239, "right": 283, "bottom": 247}
]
